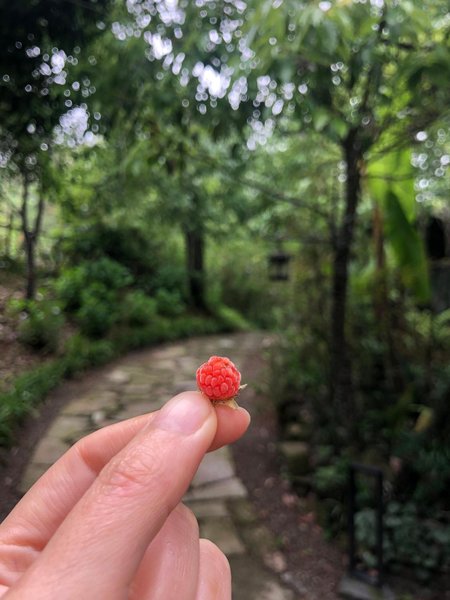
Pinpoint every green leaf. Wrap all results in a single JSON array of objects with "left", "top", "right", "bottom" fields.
[
  {"left": 367, "top": 149, "right": 415, "bottom": 222},
  {"left": 330, "top": 118, "right": 348, "bottom": 139},
  {"left": 383, "top": 191, "right": 430, "bottom": 302},
  {"left": 314, "top": 108, "right": 329, "bottom": 132}
]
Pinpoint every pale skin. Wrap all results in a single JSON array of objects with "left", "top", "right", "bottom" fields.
[{"left": 0, "top": 392, "right": 251, "bottom": 599}]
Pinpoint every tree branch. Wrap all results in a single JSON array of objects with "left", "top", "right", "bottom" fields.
[
  {"left": 34, "top": 190, "right": 45, "bottom": 239},
  {"left": 20, "top": 175, "right": 29, "bottom": 235},
  {"left": 187, "top": 148, "right": 331, "bottom": 221}
]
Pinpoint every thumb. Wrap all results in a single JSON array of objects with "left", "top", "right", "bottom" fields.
[{"left": 10, "top": 393, "right": 217, "bottom": 599}]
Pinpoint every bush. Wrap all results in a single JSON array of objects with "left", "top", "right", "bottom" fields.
[
  {"left": 60, "top": 223, "right": 159, "bottom": 281},
  {"left": 76, "top": 283, "right": 119, "bottom": 337},
  {"left": 148, "top": 264, "right": 187, "bottom": 297},
  {"left": 356, "top": 502, "right": 450, "bottom": 580},
  {"left": 85, "top": 257, "right": 133, "bottom": 290},
  {"left": 211, "top": 304, "right": 252, "bottom": 332},
  {"left": 55, "top": 258, "right": 133, "bottom": 312},
  {"left": 54, "top": 266, "right": 86, "bottom": 311},
  {"left": 120, "top": 290, "right": 157, "bottom": 326},
  {"left": 62, "top": 334, "right": 116, "bottom": 375},
  {"left": 154, "top": 288, "right": 186, "bottom": 317},
  {"left": 0, "top": 360, "right": 66, "bottom": 445},
  {"left": 0, "top": 276, "right": 248, "bottom": 448},
  {"left": 393, "top": 436, "right": 450, "bottom": 512},
  {"left": 0, "top": 334, "right": 116, "bottom": 446},
  {"left": 9, "top": 298, "right": 65, "bottom": 353},
  {"left": 313, "top": 460, "right": 349, "bottom": 499}
]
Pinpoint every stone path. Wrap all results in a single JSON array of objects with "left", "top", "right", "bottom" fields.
[{"left": 20, "top": 332, "right": 296, "bottom": 600}]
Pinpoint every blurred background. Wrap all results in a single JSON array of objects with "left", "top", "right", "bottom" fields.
[{"left": 1, "top": 0, "right": 449, "bottom": 597}]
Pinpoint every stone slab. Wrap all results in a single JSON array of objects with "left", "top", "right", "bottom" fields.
[
  {"left": 115, "top": 401, "right": 162, "bottom": 420},
  {"left": 106, "top": 370, "right": 131, "bottom": 385},
  {"left": 172, "top": 380, "right": 197, "bottom": 394},
  {"left": 45, "top": 415, "right": 88, "bottom": 442},
  {"left": 192, "top": 447, "right": 235, "bottom": 487},
  {"left": 150, "top": 345, "right": 186, "bottom": 359},
  {"left": 90, "top": 410, "right": 111, "bottom": 427},
  {"left": 229, "top": 555, "right": 295, "bottom": 600},
  {"left": 217, "top": 338, "right": 238, "bottom": 349},
  {"left": 185, "top": 500, "right": 229, "bottom": 519},
  {"left": 62, "top": 391, "right": 119, "bottom": 416},
  {"left": 184, "top": 477, "right": 248, "bottom": 501},
  {"left": 263, "top": 551, "right": 287, "bottom": 574},
  {"left": 339, "top": 576, "right": 396, "bottom": 600},
  {"left": 199, "top": 517, "right": 245, "bottom": 556},
  {"left": 240, "top": 523, "right": 277, "bottom": 555},
  {"left": 279, "top": 441, "right": 311, "bottom": 475},
  {"left": 177, "top": 357, "right": 200, "bottom": 374},
  {"left": 32, "top": 436, "right": 70, "bottom": 465},
  {"left": 120, "top": 394, "right": 155, "bottom": 405},
  {"left": 229, "top": 498, "right": 259, "bottom": 525},
  {"left": 123, "top": 384, "right": 153, "bottom": 396},
  {"left": 19, "top": 463, "right": 49, "bottom": 493}
]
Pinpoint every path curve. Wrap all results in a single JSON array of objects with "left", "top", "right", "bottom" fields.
[{"left": 18, "top": 332, "right": 296, "bottom": 600}]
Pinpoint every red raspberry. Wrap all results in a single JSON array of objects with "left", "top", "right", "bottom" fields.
[{"left": 196, "top": 356, "right": 242, "bottom": 404}]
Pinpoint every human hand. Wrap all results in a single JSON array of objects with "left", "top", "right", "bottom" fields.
[{"left": 0, "top": 392, "right": 250, "bottom": 599}]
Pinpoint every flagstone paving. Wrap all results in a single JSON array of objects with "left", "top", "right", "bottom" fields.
[{"left": 19, "top": 332, "right": 296, "bottom": 600}]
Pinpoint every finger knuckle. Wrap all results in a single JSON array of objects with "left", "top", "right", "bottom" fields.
[{"left": 98, "top": 447, "right": 157, "bottom": 499}]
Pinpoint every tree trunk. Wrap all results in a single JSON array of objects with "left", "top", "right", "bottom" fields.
[
  {"left": 185, "top": 226, "right": 206, "bottom": 311},
  {"left": 24, "top": 232, "right": 36, "bottom": 300},
  {"left": 373, "top": 200, "right": 387, "bottom": 323},
  {"left": 5, "top": 210, "right": 14, "bottom": 257},
  {"left": 330, "top": 131, "right": 362, "bottom": 423},
  {"left": 20, "top": 176, "right": 45, "bottom": 301}
]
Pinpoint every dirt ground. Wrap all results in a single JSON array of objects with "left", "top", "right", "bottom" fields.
[{"left": 233, "top": 350, "right": 344, "bottom": 599}]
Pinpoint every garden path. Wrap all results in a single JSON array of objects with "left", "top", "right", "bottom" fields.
[{"left": 19, "top": 332, "right": 296, "bottom": 600}]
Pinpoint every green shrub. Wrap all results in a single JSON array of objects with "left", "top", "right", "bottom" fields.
[
  {"left": 393, "top": 436, "right": 450, "bottom": 511},
  {"left": 62, "top": 334, "right": 116, "bottom": 375},
  {"left": 211, "top": 305, "right": 252, "bottom": 332},
  {"left": 111, "top": 314, "right": 223, "bottom": 352},
  {"left": 54, "top": 266, "right": 86, "bottom": 311},
  {"left": 85, "top": 257, "right": 133, "bottom": 290},
  {"left": 154, "top": 288, "right": 186, "bottom": 317},
  {"left": 0, "top": 360, "right": 66, "bottom": 446},
  {"left": 120, "top": 290, "right": 157, "bottom": 326},
  {"left": 0, "top": 334, "right": 116, "bottom": 446},
  {"left": 112, "top": 318, "right": 174, "bottom": 351},
  {"left": 170, "top": 315, "right": 222, "bottom": 338},
  {"left": 356, "top": 502, "right": 450, "bottom": 580},
  {"left": 207, "top": 236, "right": 280, "bottom": 328},
  {"left": 56, "top": 258, "right": 133, "bottom": 312},
  {"left": 60, "top": 223, "right": 159, "bottom": 281},
  {"left": 313, "top": 460, "right": 349, "bottom": 499},
  {"left": 0, "top": 299, "right": 245, "bottom": 448},
  {"left": 9, "top": 298, "right": 65, "bottom": 353},
  {"left": 76, "top": 283, "right": 119, "bottom": 337},
  {"left": 149, "top": 264, "right": 187, "bottom": 297}
]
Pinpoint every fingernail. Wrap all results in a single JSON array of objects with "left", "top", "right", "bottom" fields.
[{"left": 152, "top": 393, "right": 211, "bottom": 435}]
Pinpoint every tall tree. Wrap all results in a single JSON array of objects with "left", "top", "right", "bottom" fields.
[
  {"left": 238, "top": 0, "right": 450, "bottom": 421},
  {"left": 83, "top": 8, "right": 253, "bottom": 310},
  {"left": 0, "top": 0, "right": 111, "bottom": 297}
]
